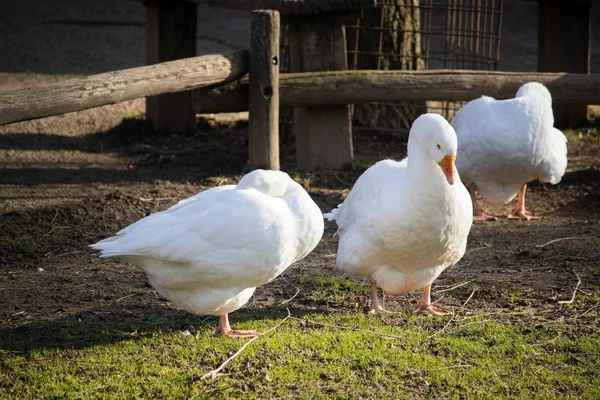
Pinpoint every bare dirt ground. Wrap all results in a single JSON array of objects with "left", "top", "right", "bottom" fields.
[
  {"left": 1, "top": 116, "right": 600, "bottom": 343},
  {"left": 1, "top": 0, "right": 600, "bottom": 349}
]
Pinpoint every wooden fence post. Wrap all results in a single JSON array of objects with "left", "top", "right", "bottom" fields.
[
  {"left": 146, "top": 0, "right": 198, "bottom": 135},
  {"left": 289, "top": 19, "right": 354, "bottom": 170},
  {"left": 538, "top": 0, "right": 591, "bottom": 128},
  {"left": 249, "top": 10, "right": 281, "bottom": 170}
]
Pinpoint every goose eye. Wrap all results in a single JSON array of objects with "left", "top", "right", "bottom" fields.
[{"left": 436, "top": 144, "right": 441, "bottom": 150}]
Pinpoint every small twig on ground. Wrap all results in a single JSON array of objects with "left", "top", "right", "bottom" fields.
[
  {"left": 41, "top": 210, "right": 60, "bottom": 238},
  {"left": 430, "top": 364, "right": 471, "bottom": 370},
  {"left": 290, "top": 317, "right": 405, "bottom": 340},
  {"left": 436, "top": 281, "right": 471, "bottom": 294},
  {"left": 115, "top": 293, "right": 142, "bottom": 302},
  {"left": 558, "top": 269, "right": 581, "bottom": 305},
  {"left": 138, "top": 197, "right": 176, "bottom": 203},
  {"left": 201, "top": 309, "right": 292, "bottom": 380},
  {"left": 461, "top": 286, "right": 479, "bottom": 308},
  {"left": 575, "top": 304, "right": 599, "bottom": 319},
  {"left": 465, "top": 246, "right": 488, "bottom": 255},
  {"left": 47, "top": 250, "right": 82, "bottom": 259},
  {"left": 428, "top": 311, "right": 455, "bottom": 338},
  {"left": 0, "top": 349, "right": 23, "bottom": 354},
  {"left": 535, "top": 236, "right": 594, "bottom": 248},
  {"left": 333, "top": 172, "right": 353, "bottom": 188},
  {"left": 278, "top": 275, "right": 300, "bottom": 306},
  {"left": 49, "top": 209, "right": 59, "bottom": 225}
]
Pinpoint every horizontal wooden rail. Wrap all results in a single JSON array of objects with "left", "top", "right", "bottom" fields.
[
  {"left": 3, "top": 65, "right": 598, "bottom": 125},
  {"left": 195, "top": 70, "right": 600, "bottom": 113},
  {"left": 0, "top": 51, "right": 248, "bottom": 125}
]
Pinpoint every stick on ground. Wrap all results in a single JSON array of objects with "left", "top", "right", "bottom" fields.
[
  {"left": 461, "top": 287, "right": 479, "bottom": 308},
  {"left": 535, "top": 236, "right": 593, "bottom": 248},
  {"left": 558, "top": 269, "right": 582, "bottom": 305},
  {"left": 201, "top": 309, "right": 291, "bottom": 380}
]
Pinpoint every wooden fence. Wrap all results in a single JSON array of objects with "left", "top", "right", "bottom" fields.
[
  {"left": 0, "top": 52, "right": 248, "bottom": 126},
  {"left": 1, "top": 7, "right": 600, "bottom": 171}
]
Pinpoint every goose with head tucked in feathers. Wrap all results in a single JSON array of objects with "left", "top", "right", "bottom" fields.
[
  {"left": 451, "top": 82, "right": 568, "bottom": 221},
  {"left": 91, "top": 170, "right": 324, "bottom": 337},
  {"left": 324, "top": 113, "right": 473, "bottom": 315}
]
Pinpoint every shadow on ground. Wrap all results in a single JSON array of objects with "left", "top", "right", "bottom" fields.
[{"left": 0, "top": 304, "right": 323, "bottom": 352}]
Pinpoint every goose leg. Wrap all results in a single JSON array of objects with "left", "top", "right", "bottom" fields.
[
  {"left": 509, "top": 184, "right": 540, "bottom": 220},
  {"left": 468, "top": 184, "right": 497, "bottom": 221},
  {"left": 215, "top": 314, "right": 260, "bottom": 338},
  {"left": 414, "top": 284, "right": 452, "bottom": 315},
  {"left": 369, "top": 281, "right": 392, "bottom": 313}
]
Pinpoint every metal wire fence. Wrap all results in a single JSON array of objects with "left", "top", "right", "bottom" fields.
[
  {"left": 347, "top": 0, "right": 503, "bottom": 138},
  {"left": 279, "top": 0, "right": 504, "bottom": 140}
]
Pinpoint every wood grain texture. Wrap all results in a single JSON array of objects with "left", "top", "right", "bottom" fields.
[
  {"left": 290, "top": 20, "right": 353, "bottom": 170},
  {"left": 248, "top": 10, "right": 280, "bottom": 170},
  {"left": 194, "top": 70, "right": 600, "bottom": 113},
  {"left": 0, "top": 51, "right": 248, "bottom": 126},
  {"left": 146, "top": 0, "right": 198, "bottom": 135}
]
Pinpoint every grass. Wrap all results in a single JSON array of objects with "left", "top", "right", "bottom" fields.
[{"left": 1, "top": 270, "right": 599, "bottom": 399}]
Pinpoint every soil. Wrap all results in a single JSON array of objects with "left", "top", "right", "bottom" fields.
[
  {"left": 1, "top": 113, "right": 600, "bottom": 346},
  {"left": 1, "top": 0, "right": 600, "bottom": 346}
]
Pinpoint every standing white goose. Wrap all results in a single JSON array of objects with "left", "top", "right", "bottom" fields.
[
  {"left": 324, "top": 114, "right": 472, "bottom": 315},
  {"left": 452, "top": 82, "right": 568, "bottom": 221},
  {"left": 90, "top": 170, "right": 324, "bottom": 337}
]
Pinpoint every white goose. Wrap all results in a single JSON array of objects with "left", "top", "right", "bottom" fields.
[
  {"left": 325, "top": 114, "right": 472, "bottom": 315},
  {"left": 452, "top": 82, "right": 568, "bottom": 221},
  {"left": 91, "top": 170, "right": 324, "bottom": 337}
]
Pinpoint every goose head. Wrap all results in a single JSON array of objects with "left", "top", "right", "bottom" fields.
[
  {"left": 516, "top": 82, "right": 552, "bottom": 105},
  {"left": 237, "top": 169, "right": 295, "bottom": 197},
  {"left": 410, "top": 113, "right": 458, "bottom": 185}
]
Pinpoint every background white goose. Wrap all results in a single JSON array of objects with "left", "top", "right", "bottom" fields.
[
  {"left": 91, "top": 170, "right": 324, "bottom": 338},
  {"left": 452, "top": 82, "right": 568, "bottom": 221},
  {"left": 324, "top": 114, "right": 472, "bottom": 315}
]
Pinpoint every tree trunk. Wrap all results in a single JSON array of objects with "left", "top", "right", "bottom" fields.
[{"left": 350, "top": 0, "right": 425, "bottom": 137}]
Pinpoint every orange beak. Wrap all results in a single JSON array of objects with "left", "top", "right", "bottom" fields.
[{"left": 438, "top": 155, "right": 456, "bottom": 185}]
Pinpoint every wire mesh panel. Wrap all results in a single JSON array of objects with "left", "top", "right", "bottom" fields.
[
  {"left": 439, "top": 0, "right": 504, "bottom": 120},
  {"left": 346, "top": 0, "right": 504, "bottom": 138},
  {"left": 277, "top": 0, "right": 503, "bottom": 149}
]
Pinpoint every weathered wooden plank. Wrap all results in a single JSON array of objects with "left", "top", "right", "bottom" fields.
[
  {"left": 189, "top": 0, "right": 376, "bottom": 14},
  {"left": 194, "top": 70, "right": 600, "bottom": 113},
  {"left": 290, "top": 20, "right": 353, "bottom": 170},
  {"left": 538, "top": 0, "right": 591, "bottom": 128},
  {"left": 0, "top": 51, "right": 248, "bottom": 126},
  {"left": 146, "top": 0, "right": 198, "bottom": 134},
  {"left": 248, "top": 10, "right": 280, "bottom": 170}
]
